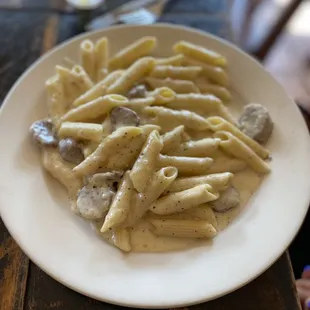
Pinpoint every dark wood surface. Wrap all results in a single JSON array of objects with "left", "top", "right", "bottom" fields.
[{"left": 0, "top": 1, "right": 305, "bottom": 309}]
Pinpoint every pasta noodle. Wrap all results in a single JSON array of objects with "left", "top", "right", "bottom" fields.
[
  {"left": 207, "top": 116, "right": 270, "bottom": 159},
  {"left": 94, "top": 37, "right": 108, "bottom": 81},
  {"left": 130, "top": 130, "right": 163, "bottom": 192},
  {"left": 149, "top": 219, "right": 217, "bottom": 239},
  {"left": 184, "top": 57, "right": 229, "bottom": 86},
  {"left": 150, "top": 184, "right": 219, "bottom": 215},
  {"left": 154, "top": 54, "right": 184, "bottom": 66},
  {"left": 144, "top": 106, "right": 209, "bottom": 131},
  {"left": 108, "top": 36, "right": 157, "bottom": 70},
  {"left": 146, "top": 87, "right": 176, "bottom": 105},
  {"left": 146, "top": 77, "right": 200, "bottom": 94},
  {"left": 111, "top": 228, "right": 131, "bottom": 252},
  {"left": 169, "top": 138, "right": 221, "bottom": 157},
  {"left": 158, "top": 154, "right": 213, "bottom": 175},
  {"left": 58, "top": 122, "right": 103, "bottom": 142},
  {"left": 107, "top": 57, "right": 155, "bottom": 95},
  {"left": 166, "top": 172, "right": 233, "bottom": 193},
  {"left": 174, "top": 41, "right": 227, "bottom": 67},
  {"left": 80, "top": 39, "right": 95, "bottom": 80},
  {"left": 73, "top": 126, "right": 143, "bottom": 176},
  {"left": 150, "top": 65, "right": 202, "bottom": 80},
  {"left": 125, "top": 167, "right": 178, "bottom": 227},
  {"left": 195, "top": 78, "right": 231, "bottom": 102},
  {"left": 215, "top": 131, "right": 270, "bottom": 174},
  {"left": 73, "top": 70, "right": 123, "bottom": 107},
  {"left": 61, "top": 94, "right": 127, "bottom": 122},
  {"left": 161, "top": 125, "right": 185, "bottom": 154},
  {"left": 101, "top": 171, "right": 134, "bottom": 232}
]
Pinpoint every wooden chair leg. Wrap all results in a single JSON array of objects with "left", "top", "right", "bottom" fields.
[{"left": 252, "top": 0, "right": 303, "bottom": 61}]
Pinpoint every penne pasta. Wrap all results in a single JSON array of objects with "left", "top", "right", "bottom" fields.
[
  {"left": 124, "top": 97, "right": 155, "bottom": 113},
  {"left": 130, "top": 130, "right": 163, "bottom": 192},
  {"left": 195, "top": 78, "right": 231, "bottom": 102},
  {"left": 207, "top": 156, "right": 247, "bottom": 174},
  {"left": 166, "top": 172, "right": 233, "bottom": 193},
  {"left": 150, "top": 184, "right": 219, "bottom": 215},
  {"left": 207, "top": 116, "right": 270, "bottom": 159},
  {"left": 73, "top": 70, "right": 123, "bottom": 107},
  {"left": 107, "top": 57, "right": 155, "bottom": 95},
  {"left": 111, "top": 228, "right": 131, "bottom": 252},
  {"left": 158, "top": 154, "right": 213, "bottom": 175},
  {"left": 215, "top": 131, "right": 270, "bottom": 174},
  {"left": 58, "top": 122, "right": 103, "bottom": 142},
  {"left": 45, "top": 75, "right": 67, "bottom": 128},
  {"left": 105, "top": 126, "right": 154, "bottom": 170},
  {"left": 154, "top": 54, "right": 185, "bottom": 66},
  {"left": 174, "top": 41, "right": 227, "bottom": 67},
  {"left": 149, "top": 219, "right": 217, "bottom": 239},
  {"left": 146, "top": 77, "right": 200, "bottom": 94},
  {"left": 146, "top": 87, "right": 176, "bottom": 105},
  {"left": 101, "top": 171, "right": 134, "bottom": 232},
  {"left": 184, "top": 57, "right": 229, "bottom": 86},
  {"left": 94, "top": 37, "right": 108, "bottom": 81},
  {"left": 71, "top": 65, "right": 94, "bottom": 89},
  {"left": 125, "top": 167, "right": 178, "bottom": 227},
  {"left": 56, "top": 65, "right": 92, "bottom": 103},
  {"left": 108, "top": 36, "right": 157, "bottom": 70},
  {"left": 161, "top": 125, "right": 185, "bottom": 154},
  {"left": 144, "top": 106, "right": 209, "bottom": 131},
  {"left": 73, "top": 126, "right": 142, "bottom": 176},
  {"left": 80, "top": 39, "right": 95, "bottom": 80},
  {"left": 61, "top": 94, "right": 128, "bottom": 122},
  {"left": 170, "top": 138, "right": 221, "bottom": 157},
  {"left": 185, "top": 204, "right": 217, "bottom": 228},
  {"left": 150, "top": 65, "right": 202, "bottom": 80}
]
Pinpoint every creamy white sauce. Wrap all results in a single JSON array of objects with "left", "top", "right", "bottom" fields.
[
  {"left": 89, "top": 168, "right": 263, "bottom": 253},
  {"left": 42, "top": 80, "right": 267, "bottom": 253}
]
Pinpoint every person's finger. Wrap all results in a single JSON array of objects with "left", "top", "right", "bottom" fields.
[
  {"left": 297, "top": 278, "right": 310, "bottom": 291},
  {"left": 303, "top": 297, "right": 310, "bottom": 310},
  {"left": 302, "top": 266, "right": 310, "bottom": 279}
]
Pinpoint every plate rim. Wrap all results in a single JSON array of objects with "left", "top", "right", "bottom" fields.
[{"left": 1, "top": 23, "right": 310, "bottom": 308}]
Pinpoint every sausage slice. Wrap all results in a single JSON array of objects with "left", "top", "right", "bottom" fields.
[
  {"left": 127, "top": 84, "right": 147, "bottom": 99},
  {"left": 30, "top": 119, "right": 58, "bottom": 146},
  {"left": 77, "top": 185, "right": 115, "bottom": 220},
  {"left": 58, "top": 138, "right": 84, "bottom": 164},
  {"left": 110, "top": 107, "right": 140, "bottom": 131},
  {"left": 238, "top": 103, "right": 273, "bottom": 144},
  {"left": 210, "top": 187, "right": 240, "bottom": 212}
]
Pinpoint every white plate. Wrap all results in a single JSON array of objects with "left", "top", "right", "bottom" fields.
[{"left": 1, "top": 24, "right": 310, "bottom": 308}]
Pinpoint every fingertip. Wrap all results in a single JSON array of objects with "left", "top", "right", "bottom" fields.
[{"left": 304, "top": 297, "right": 310, "bottom": 310}]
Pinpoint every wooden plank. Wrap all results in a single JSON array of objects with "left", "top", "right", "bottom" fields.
[
  {"left": 23, "top": 253, "right": 300, "bottom": 310},
  {"left": 0, "top": 10, "right": 54, "bottom": 310},
  {"left": 0, "top": 219, "right": 29, "bottom": 310}
]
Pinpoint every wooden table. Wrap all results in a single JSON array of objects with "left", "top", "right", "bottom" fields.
[{"left": 0, "top": 1, "right": 304, "bottom": 309}]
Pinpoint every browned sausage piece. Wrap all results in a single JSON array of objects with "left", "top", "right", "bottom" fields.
[
  {"left": 29, "top": 119, "right": 58, "bottom": 146},
  {"left": 238, "top": 103, "right": 273, "bottom": 144},
  {"left": 110, "top": 107, "right": 140, "bottom": 131},
  {"left": 58, "top": 138, "right": 84, "bottom": 164},
  {"left": 127, "top": 84, "right": 147, "bottom": 99},
  {"left": 77, "top": 185, "right": 115, "bottom": 220},
  {"left": 209, "top": 187, "right": 240, "bottom": 212}
]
